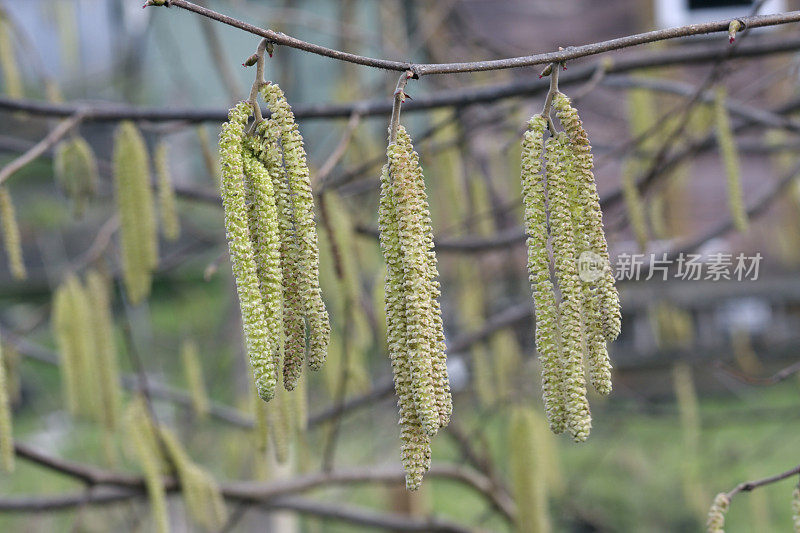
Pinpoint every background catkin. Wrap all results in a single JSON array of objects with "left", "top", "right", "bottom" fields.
[
  {"left": 714, "top": 86, "right": 748, "bottom": 233},
  {"left": 0, "top": 338, "right": 14, "bottom": 472},
  {"left": 181, "top": 339, "right": 210, "bottom": 418},
  {"left": 53, "top": 136, "right": 99, "bottom": 218},
  {"left": 622, "top": 87, "right": 655, "bottom": 250},
  {"left": 113, "top": 121, "right": 158, "bottom": 304},
  {"left": 0, "top": 13, "right": 21, "bottom": 98},
  {"left": 159, "top": 427, "right": 228, "bottom": 530},
  {"left": 219, "top": 103, "right": 277, "bottom": 402},
  {"left": 792, "top": 485, "right": 800, "bottom": 532},
  {"left": 509, "top": 406, "right": 551, "bottom": 533},
  {"left": 85, "top": 270, "right": 121, "bottom": 431},
  {"left": 0, "top": 186, "right": 25, "bottom": 280},
  {"left": 124, "top": 398, "right": 169, "bottom": 533},
  {"left": 261, "top": 83, "right": 330, "bottom": 372},
  {"left": 154, "top": 142, "right": 181, "bottom": 241}
]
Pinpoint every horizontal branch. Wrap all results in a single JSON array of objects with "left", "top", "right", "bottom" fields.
[
  {"left": 13, "top": 442, "right": 497, "bottom": 529},
  {"left": 2, "top": 35, "right": 800, "bottom": 123},
  {"left": 151, "top": 0, "right": 800, "bottom": 76}
]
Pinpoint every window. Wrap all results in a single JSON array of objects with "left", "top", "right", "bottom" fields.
[{"left": 655, "top": 0, "right": 786, "bottom": 29}]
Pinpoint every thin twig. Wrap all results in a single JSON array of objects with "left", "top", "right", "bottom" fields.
[
  {"left": 0, "top": 112, "right": 85, "bottom": 186},
  {"left": 389, "top": 70, "right": 414, "bottom": 144}
]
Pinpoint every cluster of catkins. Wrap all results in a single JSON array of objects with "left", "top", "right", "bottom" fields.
[
  {"left": 125, "top": 397, "right": 227, "bottom": 533},
  {"left": 219, "top": 83, "right": 330, "bottom": 402},
  {"left": 521, "top": 92, "right": 621, "bottom": 442},
  {"left": 51, "top": 271, "right": 122, "bottom": 431},
  {"left": 379, "top": 124, "right": 451, "bottom": 490}
]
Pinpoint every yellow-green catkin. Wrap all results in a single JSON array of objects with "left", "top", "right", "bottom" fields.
[
  {"left": 706, "top": 492, "right": 730, "bottom": 533},
  {"left": 53, "top": 136, "right": 99, "bottom": 218},
  {"left": 380, "top": 162, "right": 431, "bottom": 491},
  {"left": 262, "top": 83, "right": 330, "bottom": 372},
  {"left": 154, "top": 142, "right": 180, "bottom": 242},
  {"left": 321, "top": 191, "right": 371, "bottom": 376},
  {"left": 554, "top": 93, "right": 621, "bottom": 343},
  {"left": 547, "top": 133, "right": 591, "bottom": 442},
  {"left": 52, "top": 284, "right": 79, "bottom": 414},
  {"left": 252, "top": 120, "right": 305, "bottom": 389},
  {"left": 389, "top": 125, "right": 449, "bottom": 437},
  {"left": 0, "top": 338, "right": 14, "bottom": 472},
  {"left": 241, "top": 144, "right": 283, "bottom": 363},
  {"left": 181, "top": 339, "right": 209, "bottom": 418},
  {"left": 124, "top": 399, "right": 169, "bottom": 533},
  {"left": 673, "top": 362, "right": 705, "bottom": 518},
  {"left": 458, "top": 264, "right": 494, "bottom": 407},
  {"left": 57, "top": 276, "right": 101, "bottom": 420},
  {"left": 509, "top": 406, "right": 551, "bottom": 533},
  {"left": 623, "top": 87, "right": 655, "bottom": 250},
  {"left": 714, "top": 87, "right": 748, "bottom": 232},
  {"left": 219, "top": 103, "right": 277, "bottom": 402},
  {"left": 159, "top": 428, "right": 228, "bottom": 530},
  {"left": 0, "top": 186, "right": 25, "bottom": 280},
  {"left": 521, "top": 115, "right": 566, "bottom": 434},
  {"left": 196, "top": 125, "right": 220, "bottom": 186},
  {"left": 113, "top": 122, "right": 158, "bottom": 304},
  {"left": 791, "top": 485, "right": 800, "bottom": 532},
  {"left": 86, "top": 270, "right": 121, "bottom": 430},
  {"left": 0, "top": 13, "right": 21, "bottom": 98}
]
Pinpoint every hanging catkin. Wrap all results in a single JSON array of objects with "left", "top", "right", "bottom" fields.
[
  {"left": 180, "top": 339, "right": 210, "bottom": 418},
  {"left": 159, "top": 427, "right": 228, "bottom": 530},
  {"left": 53, "top": 136, "right": 99, "bottom": 218},
  {"left": 0, "top": 186, "right": 25, "bottom": 280},
  {"left": 124, "top": 398, "right": 169, "bottom": 533},
  {"left": 251, "top": 121, "right": 305, "bottom": 389},
  {"left": 509, "top": 406, "right": 551, "bottom": 533},
  {"left": 379, "top": 120, "right": 450, "bottom": 489},
  {"left": 219, "top": 102, "right": 278, "bottom": 402},
  {"left": 521, "top": 115, "right": 566, "bottom": 434},
  {"left": 622, "top": 87, "right": 654, "bottom": 250},
  {"left": 261, "top": 83, "right": 330, "bottom": 372},
  {"left": 546, "top": 133, "right": 591, "bottom": 442},
  {"left": 792, "top": 485, "right": 800, "bottom": 532},
  {"left": 713, "top": 87, "right": 748, "bottom": 232},
  {"left": 706, "top": 492, "right": 730, "bottom": 533},
  {"left": 113, "top": 121, "right": 158, "bottom": 304},
  {"left": 0, "top": 338, "right": 14, "bottom": 472},
  {"left": 154, "top": 142, "right": 181, "bottom": 241},
  {"left": 86, "top": 270, "right": 121, "bottom": 431},
  {"left": 520, "top": 91, "right": 620, "bottom": 441},
  {"left": 0, "top": 13, "right": 21, "bottom": 98}
]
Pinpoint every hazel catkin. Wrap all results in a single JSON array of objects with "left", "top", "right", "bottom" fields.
[
  {"left": 113, "top": 121, "right": 158, "bottom": 304},
  {"left": 54, "top": 136, "right": 99, "bottom": 218},
  {"left": 0, "top": 186, "right": 25, "bottom": 280},
  {"left": 714, "top": 87, "right": 748, "bottom": 233},
  {"left": 261, "top": 83, "right": 330, "bottom": 372},
  {"left": 0, "top": 338, "right": 13, "bottom": 472},
  {"left": 154, "top": 142, "right": 181, "bottom": 241},
  {"left": 219, "top": 102, "right": 278, "bottom": 402}
]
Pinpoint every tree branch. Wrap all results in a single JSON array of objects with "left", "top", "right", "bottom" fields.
[
  {"left": 2, "top": 35, "right": 800, "bottom": 123},
  {"left": 147, "top": 0, "right": 800, "bottom": 76}
]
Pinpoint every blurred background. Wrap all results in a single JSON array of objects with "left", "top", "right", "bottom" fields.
[{"left": 1, "top": 0, "right": 800, "bottom": 531}]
